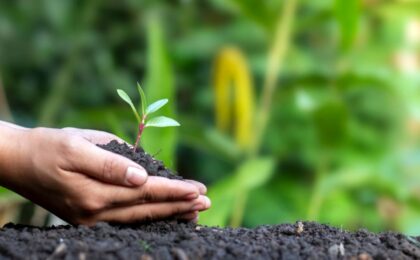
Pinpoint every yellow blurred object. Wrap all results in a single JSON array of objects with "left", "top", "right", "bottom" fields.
[{"left": 213, "top": 47, "right": 255, "bottom": 149}]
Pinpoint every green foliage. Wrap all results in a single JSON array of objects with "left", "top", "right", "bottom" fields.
[
  {"left": 200, "top": 157, "right": 275, "bottom": 226},
  {"left": 146, "top": 99, "right": 168, "bottom": 115},
  {"left": 145, "top": 116, "right": 180, "bottom": 128},
  {"left": 116, "top": 87, "right": 180, "bottom": 128},
  {"left": 334, "top": 0, "right": 361, "bottom": 51},
  {"left": 313, "top": 100, "right": 348, "bottom": 149}
]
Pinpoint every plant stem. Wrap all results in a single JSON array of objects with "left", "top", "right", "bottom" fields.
[
  {"left": 230, "top": 191, "right": 248, "bottom": 227},
  {"left": 133, "top": 115, "right": 147, "bottom": 152},
  {"left": 307, "top": 154, "right": 327, "bottom": 220}
]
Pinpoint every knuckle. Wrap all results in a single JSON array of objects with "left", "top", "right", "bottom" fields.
[
  {"left": 140, "top": 185, "right": 157, "bottom": 201},
  {"left": 102, "top": 157, "right": 119, "bottom": 182},
  {"left": 79, "top": 197, "right": 105, "bottom": 215},
  {"left": 171, "top": 204, "right": 186, "bottom": 215},
  {"left": 143, "top": 210, "right": 154, "bottom": 222},
  {"left": 60, "top": 135, "right": 82, "bottom": 157}
]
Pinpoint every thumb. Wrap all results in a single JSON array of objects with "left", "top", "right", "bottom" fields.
[{"left": 68, "top": 139, "right": 148, "bottom": 186}]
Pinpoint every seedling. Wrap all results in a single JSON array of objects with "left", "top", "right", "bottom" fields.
[{"left": 117, "top": 83, "right": 180, "bottom": 151}]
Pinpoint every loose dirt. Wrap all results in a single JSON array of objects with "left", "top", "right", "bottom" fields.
[
  {"left": 0, "top": 141, "right": 418, "bottom": 259},
  {"left": 0, "top": 221, "right": 419, "bottom": 259}
]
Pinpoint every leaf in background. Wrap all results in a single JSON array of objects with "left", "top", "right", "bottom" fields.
[
  {"left": 117, "top": 89, "right": 141, "bottom": 124},
  {"left": 199, "top": 176, "right": 236, "bottom": 226},
  {"left": 200, "top": 157, "right": 275, "bottom": 227},
  {"left": 146, "top": 99, "right": 168, "bottom": 114},
  {"left": 142, "top": 15, "right": 178, "bottom": 168},
  {"left": 312, "top": 100, "right": 348, "bottom": 149},
  {"left": 334, "top": 0, "right": 360, "bottom": 51},
  {"left": 227, "top": 0, "right": 282, "bottom": 32},
  {"left": 145, "top": 116, "right": 180, "bottom": 127},
  {"left": 234, "top": 157, "right": 275, "bottom": 191},
  {"left": 178, "top": 116, "right": 242, "bottom": 162}
]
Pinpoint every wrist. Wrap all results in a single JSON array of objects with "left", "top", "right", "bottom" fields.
[{"left": 0, "top": 124, "right": 29, "bottom": 189}]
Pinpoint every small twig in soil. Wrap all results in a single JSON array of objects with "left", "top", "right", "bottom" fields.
[{"left": 407, "top": 236, "right": 420, "bottom": 248}]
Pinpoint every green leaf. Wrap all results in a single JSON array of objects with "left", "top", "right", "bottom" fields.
[
  {"left": 137, "top": 82, "right": 147, "bottom": 116},
  {"left": 117, "top": 89, "right": 141, "bottom": 123},
  {"left": 312, "top": 100, "right": 348, "bottom": 149},
  {"left": 334, "top": 0, "right": 360, "bottom": 51},
  {"left": 145, "top": 116, "right": 180, "bottom": 128},
  {"left": 146, "top": 99, "right": 168, "bottom": 114},
  {"left": 234, "top": 157, "right": 275, "bottom": 190},
  {"left": 200, "top": 157, "right": 275, "bottom": 227},
  {"left": 199, "top": 176, "right": 236, "bottom": 227}
]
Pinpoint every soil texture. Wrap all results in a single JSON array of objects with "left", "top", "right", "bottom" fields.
[
  {"left": 0, "top": 221, "right": 419, "bottom": 259},
  {"left": 1, "top": 140, "right": 416, "bottom": 259},
  {"left": 98, "top": 140, "right": 182, "bottom": 180}
]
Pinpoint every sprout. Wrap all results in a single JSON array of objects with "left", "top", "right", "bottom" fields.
[{"left": 117, "top": 83, "right": 180, "bottom": 151}]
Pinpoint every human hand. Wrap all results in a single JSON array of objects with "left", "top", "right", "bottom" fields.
[{"left": 0, "top": 125, "right": 210, "bottom": 225}]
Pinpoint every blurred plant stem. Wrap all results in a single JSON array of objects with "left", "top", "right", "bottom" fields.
[
  {"left": 307, "top": 154, "right": 328, "bottom": 220},
  {"left": 0, "top": 76, "right": 13, "bottom": 122},
  {"left": 250, "top": 0, "right": 298, "bottom": 157},
  {"left": 230, "top": 0, "right": 298, "bottom": 227}
]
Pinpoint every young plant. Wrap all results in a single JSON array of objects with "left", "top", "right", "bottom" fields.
[{"left": 117, "top": 83, "right": 180, "bottom": 151}]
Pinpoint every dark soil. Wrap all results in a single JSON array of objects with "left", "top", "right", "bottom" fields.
[
  {"left": 98, "top": 140, "right": 182, "bottom": 180},
  {"left": 0, "top": 220, "right": 419, "bottom": 259},
  {"left": 1, "top": 140, "right": 418, "bottom": 259}
]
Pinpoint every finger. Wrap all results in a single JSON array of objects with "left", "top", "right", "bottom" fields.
[
  {"left": 67, "top": 139, "right": 147, "bottom": 186},
  {"left": 103, "top": 176, "right": 201, "bottom": 206},
  {"left": 177, "top": 211, "right": 198, "bottom": 221},
  {"left": 184, "top": 180, "right": 207, "bottom": 194},
  {"left": 97, "top": 196, "right": 211, "bottom": 223}
]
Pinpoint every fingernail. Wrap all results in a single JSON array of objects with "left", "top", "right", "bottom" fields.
[
  {"left": 191, "top": 203, "right": 203, "bottom": 211},
  {"left": 125, "top": 167, "right": 147, "bottom": 186},
  {"left": 204, "top": 196, "right": 211, "bottom": 208},
  {"left": 199, "top": 185, "right": 207, "bottom": 194},
  {"left": 184, "top": 192, "right": 199, "bottom": 200}
]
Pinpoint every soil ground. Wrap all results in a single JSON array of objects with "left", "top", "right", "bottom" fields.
[
  {"left": 0, "top": 220, "right": 419, "bottom": 259},
  {"left": 0, "top": 141, "right": 418, "bottom": 259}
]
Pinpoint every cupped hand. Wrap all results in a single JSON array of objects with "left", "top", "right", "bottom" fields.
[{"left": 0, "top": 126, "right": 210, "bottom": 225}]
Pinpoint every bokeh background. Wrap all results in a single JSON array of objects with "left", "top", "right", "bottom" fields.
[{"left": 1, "top": 0, "right": 420, "bottom": 235}]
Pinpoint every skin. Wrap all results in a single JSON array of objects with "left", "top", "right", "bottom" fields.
[{"left": 0, "top": 121, "right": 210, "bottom": 225}]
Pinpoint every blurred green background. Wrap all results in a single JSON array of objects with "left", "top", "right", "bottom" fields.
[{"left": 1, "top": 0, "right": 420, "bottom": 235}]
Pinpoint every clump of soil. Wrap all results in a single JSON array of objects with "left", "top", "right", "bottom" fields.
[
  {"left": 98, "top": 140, "right": 182, "bottom": 180},
  {"left": 0, "top": 221, "right": 419, "bottom": 259}
]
